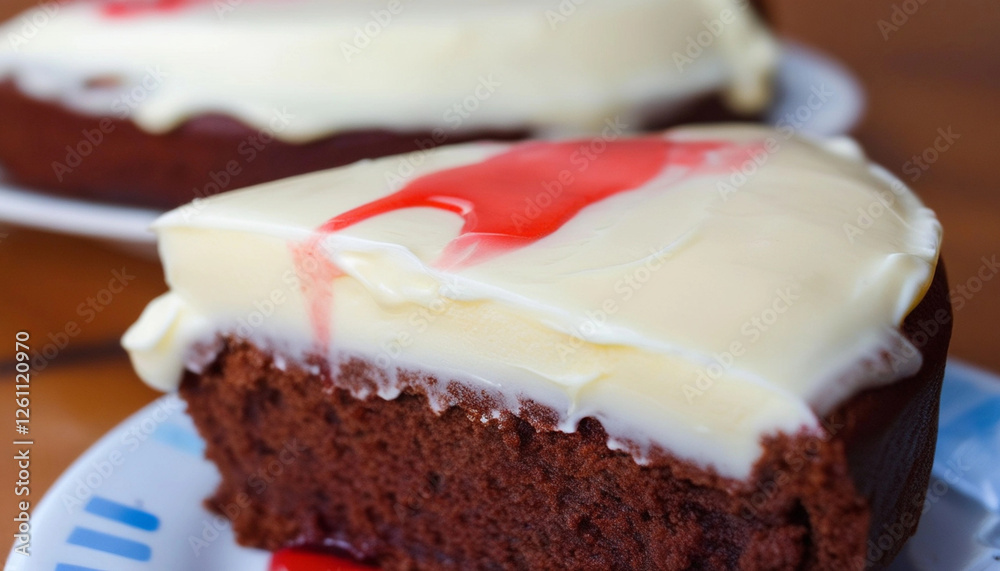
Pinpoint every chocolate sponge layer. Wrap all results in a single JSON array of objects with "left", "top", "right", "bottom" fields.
[{"left": 178, "top": 263, "right": 950, "bottom": 570}]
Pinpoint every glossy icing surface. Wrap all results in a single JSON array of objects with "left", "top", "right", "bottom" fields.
[
  {"left": 123, "top": 125, "right": 942, "bottom": 478},
  {"left": 0, "top": 0, "right": 777, "bottom": 141}
]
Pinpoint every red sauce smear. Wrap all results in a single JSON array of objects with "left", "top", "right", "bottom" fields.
[
  {"left": 100, "top": 0, "right": 210, "bottom": 17},
  {"left": 270, "top": 548, "right": 376, "bottom": 571},
  {"left": 291, "top": 137, "right": 747, "bottom": 346}
]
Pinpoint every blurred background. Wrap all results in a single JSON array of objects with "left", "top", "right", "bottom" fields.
[{"left": 0, "top": 0, "right": 997, "bottom": 542}]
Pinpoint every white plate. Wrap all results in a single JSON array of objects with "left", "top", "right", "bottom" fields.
[
  {"left": 5, "top": 394, "right": 271, "bottom": 571},
  {"left": 6, "top": 360, "right": 998, "bottom": 571},
  {"left": 0, "top": 183, "right": 161, "bottom": 256},
  {"left": 0, "top": 42, "right": 865, "bottom": 252}
]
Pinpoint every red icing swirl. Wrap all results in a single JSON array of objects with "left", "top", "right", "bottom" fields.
[
  {"left": 292, "top": 137, "right": 746, "bottom": 346},
  {"left": 100, "top": 0, "right": 207, "bottom": 17}
]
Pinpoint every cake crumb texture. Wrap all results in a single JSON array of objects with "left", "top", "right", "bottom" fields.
[{"left": 180, "top": 263, "right": 950, "bottom": 571}]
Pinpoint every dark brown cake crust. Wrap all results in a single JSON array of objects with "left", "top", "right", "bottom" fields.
[
  {"left": 0, "top": 85, "right": 766, "bottom": 210},
  {"left": 0, "top": 80, "right": 529, "bottom": 209},
  {"left": 178, "top": 262, "right": 951, "bottom": 570}
]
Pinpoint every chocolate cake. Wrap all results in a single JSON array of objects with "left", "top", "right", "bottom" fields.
[
  {"left": 124, "top": 125, "right": 950, "bottom": 570},
  {"left": 0, "top": 0, "right": 777, "bottom": 208},
  {"left": 0, "top": 81, "right": 526, "bottom": 209}
]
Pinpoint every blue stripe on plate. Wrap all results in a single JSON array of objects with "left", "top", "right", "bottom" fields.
[
  {"left": 55, "top": 565, "right": 104, "bottom": 571},
  {"left": 151, "top": 421, "right": 205, "bottom": 456},
  {"left": 84, "top": 497, "right": 160, "bottom": 532},
  {"left": 66, "top": 528, "right": 152, "bottom": 561}
]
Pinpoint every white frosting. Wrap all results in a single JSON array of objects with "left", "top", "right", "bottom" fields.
[
  {"left": 0, "top": 0, "right": 777, "bottom": 142},
  {"left": 123, "top": 125, "right": 942, "bottom": 479}
]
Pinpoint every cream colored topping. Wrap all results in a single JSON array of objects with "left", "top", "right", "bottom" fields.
[
  {"left": 0, "top": 0, "right": 777, "bottom": 142},
  {"left": 123, "top": 125, "right": 941, "bottom": 479}
]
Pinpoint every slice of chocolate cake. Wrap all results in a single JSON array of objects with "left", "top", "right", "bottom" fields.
[
  {"left": 0, "top": 0, "right": 776, "bottom": 208},
  {"left": 124, "top": 125, "right": 950, "bottom": 570}
]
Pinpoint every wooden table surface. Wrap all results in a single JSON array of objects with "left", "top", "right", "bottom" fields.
[{"left": 0, "top": 0, "right": 997, "bottom": 545}]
